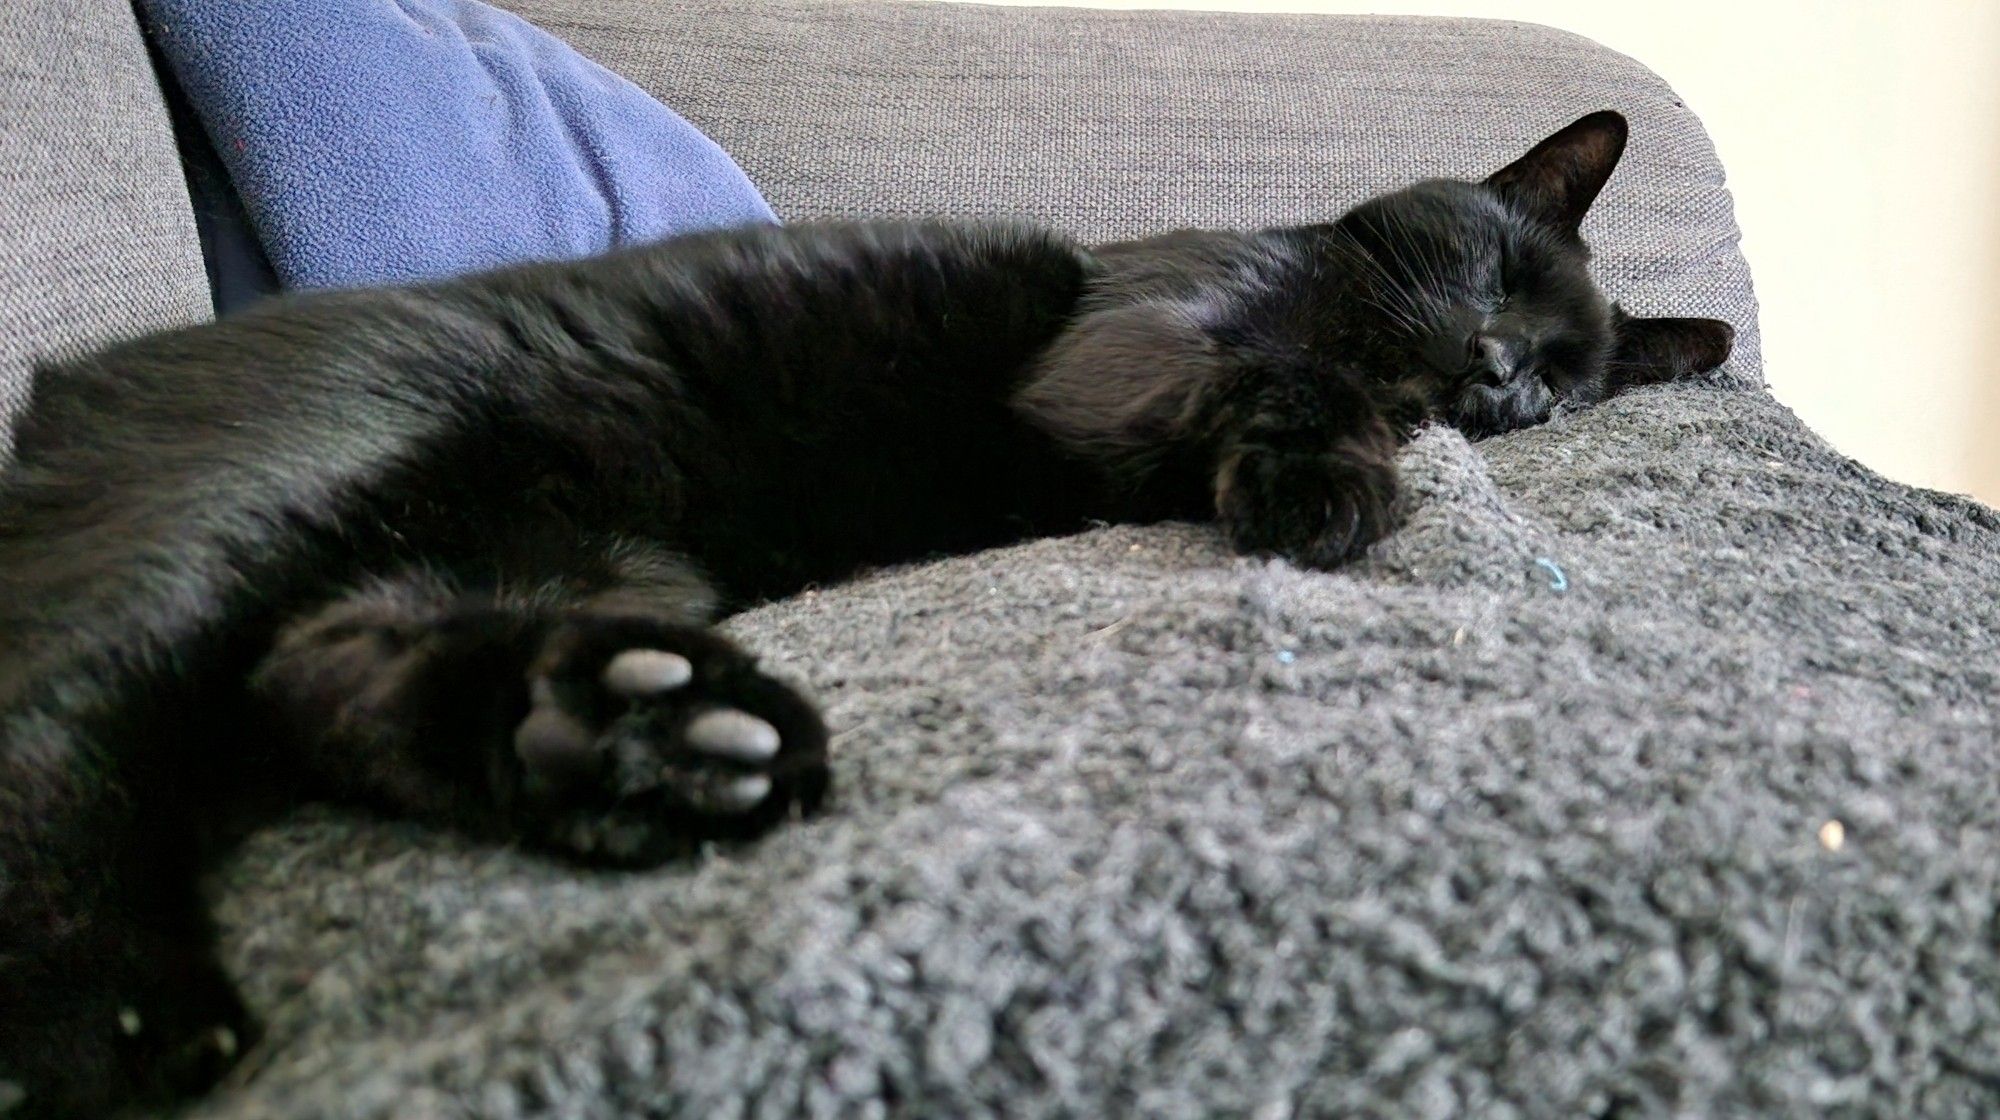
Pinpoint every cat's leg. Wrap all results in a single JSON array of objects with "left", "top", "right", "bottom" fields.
[
  {"left": 1017, "top": 300, "right": 1402, "bottom": 568},
  {"left": 248, "top": 557, "right": 828, "bottom": 866}
]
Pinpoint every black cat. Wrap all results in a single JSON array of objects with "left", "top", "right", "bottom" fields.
[{"left": 0, "top": 110, "right": 1729, "bottom": 1116}]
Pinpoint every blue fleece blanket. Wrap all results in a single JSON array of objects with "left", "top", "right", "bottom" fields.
[{"left": 140, "top": 0, "right": 777, "bottom": 294}]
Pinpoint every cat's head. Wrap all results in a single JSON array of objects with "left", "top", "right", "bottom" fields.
[
  {"left": 1025, "top": 112, "right": 1738, "bottom": 485},
  {"left": 1301, "top": 110, "right": 1735, "bottom": 436}
]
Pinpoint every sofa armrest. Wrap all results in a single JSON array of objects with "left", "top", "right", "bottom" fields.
[
  {"left": 500, "top": 0, "right": 1762, "bottom": 386},
  {"left": 0, "top": 0, "right": 211, "bottom": 457}
]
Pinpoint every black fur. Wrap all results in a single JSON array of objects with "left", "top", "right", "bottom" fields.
[{"left": 0, "top": 111, "right": 1730, "bottom": 1116}]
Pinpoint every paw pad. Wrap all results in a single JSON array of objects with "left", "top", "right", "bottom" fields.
[
  {"left": 685, "top": 708, "right": 781, "bottom": 764},
  {"left": 512, "top": 627, "right": 828, "bottom": 862},
  {"left": 673, "top": 771, "right": 774, "bottom": 814},
  {"left": 602, "top": 649, "right": 693, "bottom": 695}
]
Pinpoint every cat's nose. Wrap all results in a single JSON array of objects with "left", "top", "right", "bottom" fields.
[{"left": 1466, "top": 332, "right": 1525, "bottom": 385}]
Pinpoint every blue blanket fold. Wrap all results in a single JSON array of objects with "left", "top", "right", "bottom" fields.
[{"left": 140, "top": 0, "right": 778, "bottom": 293}]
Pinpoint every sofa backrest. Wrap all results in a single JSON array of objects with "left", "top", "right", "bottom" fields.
[{"left": 0, "top": 0, "right": 210, "bottom": 455}]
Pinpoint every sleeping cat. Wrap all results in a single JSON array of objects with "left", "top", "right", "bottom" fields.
[{"left": 0, "top": 110, "right": 1729, "bottom": 1116}]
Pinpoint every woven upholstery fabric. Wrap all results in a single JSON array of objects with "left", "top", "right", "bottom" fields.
[
  {"left": 499, "top": 0, "right": 1762, "bottom": 385},
  {"left": 0, "top": 0, "right": 209, "bottom": 455}
]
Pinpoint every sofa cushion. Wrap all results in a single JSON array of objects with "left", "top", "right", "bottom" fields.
[
  {"left": 0, "top": 0, "right": 209, "bottom": 456},
  {"left": 196, "top": 383, "right": 2000, "bottom": 1119}
]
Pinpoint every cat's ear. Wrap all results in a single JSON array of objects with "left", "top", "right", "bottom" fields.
[
  {"left": 1608, "top": 308, "right": 1736, "bottom": 390},
  {"left": 1485, "top": 110, "right": 1628, "bottom": 233}
]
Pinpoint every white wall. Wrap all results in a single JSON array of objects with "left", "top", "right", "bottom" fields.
[{"left": 941, "top": 0, "right": 2000, "bottom": 504}]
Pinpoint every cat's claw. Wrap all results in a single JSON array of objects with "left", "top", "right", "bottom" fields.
[{"left": 513, "top": 622, "right": 829, "bottom": 864}]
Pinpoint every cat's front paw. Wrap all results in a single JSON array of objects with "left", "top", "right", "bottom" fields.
[
  {"left": 506, "top": 618, "right": 829, "bottom": 865},
  {"left": 1215, "top": 444, "right": 1399, "bottom": 568}
]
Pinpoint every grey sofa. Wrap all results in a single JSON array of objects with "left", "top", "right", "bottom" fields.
[{"left": 5, "top": 1, "right": 1999, "bottom": 1117}]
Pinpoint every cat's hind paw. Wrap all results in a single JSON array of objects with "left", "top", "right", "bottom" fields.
[
  {"left": 508, "top": 619, "right": 829, "bottom": 865},
  {"left": 0, "top": 932, "right": 253, "bottom": 1120}
]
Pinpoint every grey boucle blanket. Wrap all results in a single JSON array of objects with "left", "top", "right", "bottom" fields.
[{"left": 194, "top": 384, "right": 2000, "bottom": 1119}]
